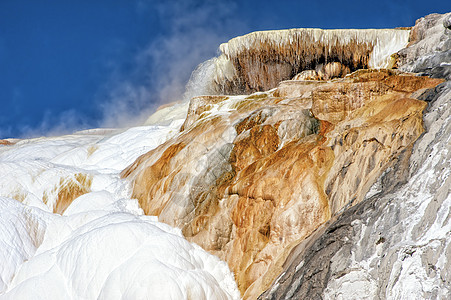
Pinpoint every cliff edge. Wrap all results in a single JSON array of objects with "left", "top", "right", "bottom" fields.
[
  {"left": 259, "top": 12, "right": 451, "bottom": 300},
  {"left": 122, "top": 13, "right": 450, "bottom": 299}
]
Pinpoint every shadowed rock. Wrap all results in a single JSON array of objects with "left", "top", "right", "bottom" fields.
[{"left": 188, "top": 28, "right": 410, "bottom": 95}]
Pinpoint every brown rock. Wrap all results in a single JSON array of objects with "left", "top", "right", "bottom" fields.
[
  {"left": 292, "top": 70, "right": 320, "bottom": 81},
  {"left": 0, "top": 140, "right": 14, "bottom": 146},
  {"left": 208, "top": 28, "right": 410, "bottom": 95},
  {"left": 121, "top": 70, "right": 443, "bottom": 298},
  {"left": 292, "top": 62, "right": 351, "bottom": 81}
]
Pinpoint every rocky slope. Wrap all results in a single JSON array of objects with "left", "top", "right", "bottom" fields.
[
  {"left": 258, "top": 81, "right": 451, "bottom": 299},
  {"left": 121, "top": 13, "right": 449, "bottom": 299},
  {"left": 398, "top": 13, "right": 451, "bottom": 80},
  {"left": 259, "top": 12, "right": 451, "bottom": 300},
  {"left": 1, "top": 11, "right": 450, "bottom": 300},
  {"left": 123, "top": 70, "right": 442, "bottom": 298},
  {"left": 188, "top": 28, "right": 410, "bottom": 96}
]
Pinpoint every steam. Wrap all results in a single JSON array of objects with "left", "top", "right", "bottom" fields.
[
  {"left": 2, "top": 1, "right": 246, "bottom": 139},
  {"left": 98, "top": 0, "right": 246, "bottom": 129},
  {"left": 13, "top": 109, "right": 90, "bottom": 139}
]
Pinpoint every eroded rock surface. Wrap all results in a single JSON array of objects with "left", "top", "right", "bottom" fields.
[
  {"left": 122, "top": 70, "right": 441, "bottom": 298},
  {"left": 258, "top": 79, "right": 451, "bottom": 300},
  {"left": 259, "top": 12, "right": 451, "bottom": 300},
  {"left": 187, "top": 28, "right": 410, "bottom": 96},
  {"left": 398, "top": 12, "right": 451, "bottom": 80}
]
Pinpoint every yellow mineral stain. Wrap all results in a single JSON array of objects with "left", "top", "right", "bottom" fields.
[
  {"left": 53, "top": 173, "right": 92, "bottom": 215},
  {"left": 122, "top": 70, "right": 443, "bottom": 298}
]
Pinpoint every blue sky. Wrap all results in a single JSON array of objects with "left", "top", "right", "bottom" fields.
[{"left": 1, "top": 0, "right": 450, "bottom": 138}]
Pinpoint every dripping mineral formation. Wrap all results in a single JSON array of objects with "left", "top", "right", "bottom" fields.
[
  {"left": 189, "top": 28, "right": 410, "bottom": 95},
  {"left": 1, "top": 12, "right": 451, "bottom": 300}
]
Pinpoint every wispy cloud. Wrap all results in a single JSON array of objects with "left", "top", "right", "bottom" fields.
[
  {"left": 97, "top": 0, "right": 246, "bottom": 129},
  {"left": 15, "top": 109, "right": 90, "bottom": 139},
  {"left": 6, "top": 0, "right": 246, "bottom": 139}
]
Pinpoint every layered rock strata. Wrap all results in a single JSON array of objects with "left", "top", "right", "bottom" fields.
[
  {"left": 188, "top": 28, "right": 410, "bottom": 96},
  {"left": 122, "top": 70, "right": 442, "bottom": 297},
  {"left": 259, "top": 12, "right": 451, "bottom": 299},
  {"left": 258, "top": 80, "right": 451, "bottom": 300},
  {"left": 398, "top": 12, "right": 451, "bottom": 80}
]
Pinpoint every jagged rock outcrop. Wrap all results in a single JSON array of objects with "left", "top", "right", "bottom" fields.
[
  {"left": 1, "top": 10, "right": 444, "bottom": 300},
  {"left": 186, "top": 28, "right": 410, "bottom": 96},
  {"left": 398, "top": 12, "right": 451, "bottom": 80},
  {"left": 122, "top": 69, "right": 442, "bottom": 297},
  {"left": 258, "top": 80, "right": 451, "bottom": 300},
  {"left": 259, "top": 13, "right": 451, "bottom": 299},
  {"left": 118, "top": 12, "right": 451, "bottom": 299},
  {"left": 7, "top": 8, "right": 451, "bottom": 300}
]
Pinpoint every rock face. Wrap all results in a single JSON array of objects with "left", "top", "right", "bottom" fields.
[
  {"left": 259, "top": 13, "right": 451, "bottom": 300},
  {"left": 118, "top": 12, "right": 451, "bottom": 300},
  {"left": 398, "top": 12, "right": 451, "bottom": 80},
  {"left": 2, "top": 12, "right": 449, "bottom": 300},
  {"left": 187, "top": 28, "right": 410, "bottom": 96},
  {"left": 122, "top": 69, "right": 442, "bottom": 297},
  {"left": 258, "top": 80, "right": 451, "bottom": 300}
]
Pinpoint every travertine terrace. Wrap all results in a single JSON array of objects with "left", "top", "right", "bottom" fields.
[
  {"left": 123, "top": 69, "right": 443, "bottom": 296},
  {"left": 1, "top": 11, "right": 450, "bottom": 300},
  {"left": 121, "top": 15, "right": 451, "bottom": 297},
  {"left": 194, "top": 28, "right": 410, "bottom": 95}
]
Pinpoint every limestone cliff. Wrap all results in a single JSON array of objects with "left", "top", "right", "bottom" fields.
[
  {"left": 123, "top": 72, "right": 442, "bottom": 297},
  {"left": 121, "top": 12, "right": 450, "bottom": 299},
  {"left": 187, "top": 28, "right": 410, "bottom": 96},
  {"left": 259, "top": 13, "right": 451, "bottom": 300}
]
